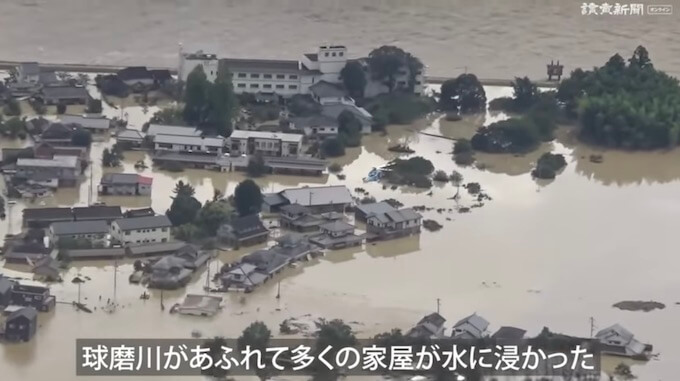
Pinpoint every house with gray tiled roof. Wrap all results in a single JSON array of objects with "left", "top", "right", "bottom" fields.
[{"left": 365, "top": 207, "right": 422, "bottom": 241}]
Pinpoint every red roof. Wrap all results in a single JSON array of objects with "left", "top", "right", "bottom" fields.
[{"left": 138, "top": 176, "right": 153, "bottom": 185}]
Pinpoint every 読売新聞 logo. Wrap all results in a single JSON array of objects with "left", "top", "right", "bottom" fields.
[{"left": 647, "top": 4, "right": 673, "bottom": 15}]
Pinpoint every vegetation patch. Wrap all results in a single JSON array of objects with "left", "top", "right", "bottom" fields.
[
  {"left": 385, "top": 156, "right": 435, "bottom": 188},
  {"left": 532, "top": 153, "right": 567, "bottom": 179},
  {"left": 365, "top": 93, "right": 436, "bottom": 127},
  {"left": 422, "top": 219, "right": 443, "bottom": 232},
  {"left": 557, "top": 46, "right": 680, "bottom": 149}
]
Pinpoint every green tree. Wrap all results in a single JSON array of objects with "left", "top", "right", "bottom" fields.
[
  {"left": 233, "top": 179, "right": 262, "bottom": 216},
  {"left": 511, "top": 76, "right": 540, "bottom": 111},
  {"left": 439, "top": 73, "right": 487, "bottom": 113},
  {"left": 87, "top": 98, "right": 103, "bottom": 113},
  {"left": 449, "top": 170, "right": 464, "bottom": 198},
  {"left": 246, "top": 153, "right": 268, "bottom": 177},
  {"left": 200, "top": 336, "right": 229, "bottom": 379},
  {"left": 56, "top": 102, "right": 66, "bottom": 115},
  {"left": 4, "top": 117, "right": 25, "bottom": 137},
  {"left": 173, "top": 180, "right": 196, "bottom": 198},
  {"left": 71, "top": 129, "right": 92, "bottom": 147},
  {"left": 204, "top": 73, "right": 237, "bottom": 136},
  {"left": 237, "top": 321, "right": 272, "bottom": 381},
  {"left": 196, "top": 200, "right": 234, "bottom": 235},
  {"left": 368, "top": 45, "right": 422, "bottom": 93},
  {"left": 337, "top": 110, "right": 362, "bottom": 147},
  {"left": 314, "top": 319, "right": 357, "bottom": 364},
  {"left": 147, "top": 106, "right": 184, "bottom": 128},
  {"left": 183, "top": 65, "right": 209, "bottom": 125},
  {"left": 172, "top": 223, "right": 201, "bottom": 242},
  {"left": 629, "top": 45, "right": 652, "bottom": 69},
  {"left": 167, "top": 181, "right": 201, "bottom": 226},
  {"left": 605, "top": 53, "right": 626, "bottom": 72},
  {"left": 321, "top": 138, "right": 345, "bottom": 157},
  {"left": 3, "top": 98, "right": 21, "bottom": 116},
  {"left": 340, "top": 61, "right": 367, "bottom": 99}
]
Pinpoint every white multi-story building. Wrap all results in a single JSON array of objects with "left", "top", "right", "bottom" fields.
[
  {"left": 154, "top": 134, "right": 224, "bottom": 154},
  {"left": 227, "top": 130, "right": 303, "bottom": 157},
  {"left": 177, "top": 45, "right": 425, "bottom": 97},
  {"left": 178, "top": 49, "right": 219, "bottom": 83},
  {"left": 110, "top": 216, "right": 172, "bottom": 245}
]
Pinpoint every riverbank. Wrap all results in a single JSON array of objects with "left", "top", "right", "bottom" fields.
[{"left": 0, "top": 59, "right": 559, "bottom": 88}]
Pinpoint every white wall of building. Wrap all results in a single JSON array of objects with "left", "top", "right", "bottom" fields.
[
  {"left": 110, "top": 222, "right": 170, "bottom": 245},
  {"left": 179, "top": 52, "right": 219, "bottom": 83}
]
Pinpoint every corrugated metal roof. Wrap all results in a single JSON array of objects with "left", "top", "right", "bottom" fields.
[
  {"left": 51, "top": 220, "right": 109, "bottom": 235},
  {"left": 17, "top": 156, "right": 78, "bottom": 169},
  {"left": 146, "top": 124, "right": 201, "bottom": 137},
  {"left": 59, "top": 115, "right": 111, "bottom": 130}
]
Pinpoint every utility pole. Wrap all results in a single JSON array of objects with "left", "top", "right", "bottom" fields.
[
  {"left": 88, "top": 161, "right": 93, "bottom": 205},
  {"left": 276, "top": 281, "right": 281, "bottom": 299},
  {"left": 112, "top": 258, "right": 118, "bottom": 309},
  {"left": 160, "top": 289, "right": 165, "bottom": 311},
  {"left": 77, "top": 282, "right": 82, "bottom": 305},
  {"left": 436, "top": 298, "right": 441, "bottom": 314},
  {"left": 589, "top": 317, "right": 595, "bottom": 338}
]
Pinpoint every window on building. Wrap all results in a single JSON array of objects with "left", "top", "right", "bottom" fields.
[
  {"left": 237, "top": 83, "right": 246, "bottom": 88},
  {"left": 324, "top": 52, "right": 329, "bottom": 57},
  {"left": 289, "top": 84, "right": 298, "bottom": 89},
  {"left": 276, "top": 74, "right": 285, "bottom": 79},
  {"left": 289, "top": 75, "right": 298, "bottom": 80},
  {"left": 263, "top": 74, "right": 272, "bottom": 79},
  {"left": 250, "top": 84, "right": 259, "bottom": 88},
  {"left": 162, "top": 227, "right": 167, "bottom": 232},
  {"left": 237, "top": 73, "right": 246, "bottom": 78},
  {"left": 275, "top": 84, "right": 285, "bottom": 89},
  {"left": 332, "top": 52, "right": 336, "bottom": 57},
  {"left": 125, "top": 231, "right": 130, "bottom": 236},
  {"left": 263, "top": 84, "right": 272, "bottom": 89},
  {"left": 339, "top": 52, "right": 344, "bottom": 57},
  {"left": 250, "top": 73, "right": 260, "bottom": 78}
]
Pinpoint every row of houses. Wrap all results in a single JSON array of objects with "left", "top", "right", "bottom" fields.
[
  {"left": 408, "top": 312, "right": 653, "bottom": 360},
  {"left": 7, "top": 62, "right": 91, "bottom": 105},
  {"left": 221, "top": 233, "right": 314, "bottom": 291}
]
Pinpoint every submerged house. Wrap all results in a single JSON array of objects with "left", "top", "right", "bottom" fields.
[
  {"left": 48, "top": 220, "right": 110, "bottom": 246},
  {"left": 3, "top": 307, "right": 38, "bottom": 342},
  {"left": 222, "top": 247, "right": 292, "bottom": 290},
  {"left": 365, "top": 208, "right": 422, "bottom": 241},
  {"left": 217, "top": 214, "right": 269, "bottom": 248},
  {"left": 279, "top": 203, "right": 344, "bottom": 232},
  {"left": 491, "top": 326, "right": 527, "bottom": 341},
  {"left": 39, "top": 85, "right": 90, "bottom": 105},
  {"left": 15, "top": 155, "right": 80, "bottom": 187},
  {"left": 279, "top": 185, "right": 353, "bottom": 213},
  {"left": 9, "top": 283, "right": 56, "bottom": 312},
  {"left": 451, "top": 313, "right": 490, "bottom": 340},
  {"left": 115, "top": 129, "right": 146, "bottom": 148},
  {"left": 148, "top": 256, "right": 193, "bottom": 289},
  {"left": 407, "top": 312, "right": 447, "bottom": 339},
  {"left": 3, "top": 242, "right": 51, "bottom": 265},
  {"left": 595, "top": 324, "right": 652, "bottom": 358},
  {"left": 59, "top": 114, "right": 112, "bottom": 133},
  {"left": 354, "top": 201, "right": 396, "bottom": 222},
  {"left": 110, "top": 215, "right": 172, "bottom": 245},
  {"left": 272, "top": 233, "right": 313, "bottom": 261},
  {"left": 99, "top": 173, "right": 153, "bottom": 196},
  {"left": 308, "top": 220, "right": 364, "bottom": 250}
]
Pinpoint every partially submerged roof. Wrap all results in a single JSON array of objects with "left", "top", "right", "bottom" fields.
[
  {"left": 280, "top": 203, "right": 311, "bottom": 215},
  {"left": 280, "top": 185, "right": 353, "bottom": 207},
  {"left": 65, "top": 248, "right": 126, "bottom": 259},
  {"left": 596, "top": 324, "right": 634, "bottom": 343},
  {"left": 289, "top": 114, "right": 338, "bottom": 129},
  {"left": 59, "top": 114, "right": 111, "bottom": 130},
  {"left": 41, "top": 86, "right": 89, "bottom": 100},
  {"left": 101, "top": 173, "right": 151, "bottom": 185},
  {"left": 367, "top": 208, "right": 422, "bottom": 224},
  {"left": 23, "top": 207, "right": 73, "bottom": 220},
  {"left": 453, "top": 313, "right": 490, "bottom": 332},
  {"left": 51, "top": 220, "right": 109, "bottom": 235},
  {"left": 114, "top": 215, "right": 171, "bottom": 230},
  {"left": 73, "top": 206, "right": 123, "bottom": 220},
  {"left": 322, "top": 103, "right": 373, "bottom": 123},
  {"left": 116, "top": 129, "right": 146, "bottom": 140},
  {"left": 223, "top": 214, "right": 268, "bottom": 237},
  {"left": 117, "top": 66, "right": 153, "bottom": 81},
  {"left": 320, "top": 220, "right": 354, "bottom": 232},
  {"left": 491, "top": 326, "right": 527, "bottom": 340},
  {"left": 356, "top": 201, "right": 397, "bottom": 216},
  {"left": 7, "top": 306, "right": 38, "bottom": 321},
  {"left": 17, "top": 155, "right": 79, "bottom": 169},
  {"left": 262, "top": 193, "right": 287, "bottom": 207}
]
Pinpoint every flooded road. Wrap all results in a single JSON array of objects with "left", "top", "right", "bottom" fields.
[
  {"left": 0, "top": 0, "right": 678, "bottom": 79},
  {"left": 0, "top": 85, "right": 679, "bottom": 380}
]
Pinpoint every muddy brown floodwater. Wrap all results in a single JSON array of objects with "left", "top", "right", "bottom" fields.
[{"left": 1, "top": 84, "right": 679, "bottom": 380}]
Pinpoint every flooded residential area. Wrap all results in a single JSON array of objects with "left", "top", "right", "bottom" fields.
[{"left": 0, "top": 1, "right": 679, "bottom": 380}]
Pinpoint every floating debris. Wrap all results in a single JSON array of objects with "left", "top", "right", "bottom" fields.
[
  {"left": 423, "top": 219, "right": 443, "bottom": 232},
  {"left": 383, "top": 198, "right": 404, "bottom": 208},
  {"left": 589, "top": 154, "right": 604, "bottom": 163},
  {"left": 613, "top": 300, "right": 665, "bottom": 312},
  {"left": 387, "top": 144, "right": 415, "bottom": 154}
]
